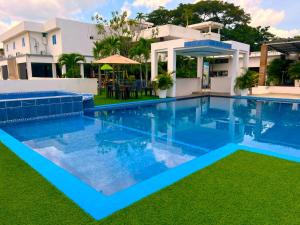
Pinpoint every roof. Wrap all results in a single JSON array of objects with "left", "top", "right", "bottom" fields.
[
  {"left": 267, "top": 38, "right": 300, "bottom": 54},
  {"left": 94, "top": 54, "right": 140, "bottom": 65},
  {"left": 187, "top": 21, "right": 224, "bottom": 31}
]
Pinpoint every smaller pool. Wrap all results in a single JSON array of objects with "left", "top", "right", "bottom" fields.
[{"left": 0, "top": 91, "right": 83, "bottom": 124}]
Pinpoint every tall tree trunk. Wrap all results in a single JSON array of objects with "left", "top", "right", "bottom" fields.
[
  {"left": 139, "top": 58, "right": 143, "bottom": 83},
  {"left": 145, "top": 60, "right": 148, "bottom": 87}
]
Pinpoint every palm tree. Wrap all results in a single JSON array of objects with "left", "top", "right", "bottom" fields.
[
  {"left": 182, "top": 7, "right": 193, "bottom": 26},
  {"left": 93, "top": 36, "right": 121, "bottom": 59},
  {"left": 58, "top": 53, "right": 85, "bottom": 78},
  {"left": 130, "top": 38, "right": 153, "bottom": 85}
]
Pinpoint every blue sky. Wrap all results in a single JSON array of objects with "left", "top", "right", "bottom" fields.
[{"left": 0, "top": 0, "right": 299, "bottom": 38}]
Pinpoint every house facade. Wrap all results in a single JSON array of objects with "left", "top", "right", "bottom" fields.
[{"left": 0, "top": 18, "right": 99, "bottom": 80}]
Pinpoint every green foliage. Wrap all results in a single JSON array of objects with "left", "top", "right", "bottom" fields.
[
  {"left": 93, "top": 36, "right": 121, "bottom": 59},
  {"left": 129, "top": 38, "right": 153, "bottom": 82},
  {"left": 288, "top": 61, "right": 300, "bottom": 80},
  {"left": 267, "top": 58, "right": 291, "bottom": 85},
  {"left": 58, "top": 53, "right": 85, "bottom": 78},
  {"left": 156, "top": 72, "right": 174, "bottom": 90},
  {"left": 222, "top": 25, "right": 274, "bottom": 51},
  {"left": 235, "top": 70, "right": 258, "bottom": 91},
  {"left": 63, "top": 67, "right": 81, "bottom": 78},
  {"left": 176, "top": 56, "right": 197, "bottom": 78}
]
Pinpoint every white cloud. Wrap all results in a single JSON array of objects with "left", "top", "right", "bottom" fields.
[
  {"left": 223, "top": 0, "right": 285, "bottom": 27},
  {"left": 121, "top": 1, "right": 132, "bottom": 17},
  {"left": 269, "top": 27, "right": 300, "bottom": 38},
  {"left": 195, "top": 0, "right": 298, "bottom": 38},
  {"left": 0, "top": 0, "right": 103, "bottom": 34},
  {"left": 132, "top": 0, "right": 172, "bottom": 9}
]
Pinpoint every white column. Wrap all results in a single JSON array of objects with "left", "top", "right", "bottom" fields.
[
  {"left": 167, "top": 48, "right": 176, "bottom": 97},
  {"left": 62, "top": 65, "right": 66, "bottom": 75},
  {"left": 228, "top": 98, "right": 236, "bottom": 142},
  {"left": 197, "top": 57, "right": 203, "bottom": 92},
  {"left": 151, "top": 50, "right": 158, "bottom": 80},
  {"left": 26, "top": 62, "right": 32, "bottom": 79},
  {"left": 229, "top": 50, "right": 239, "bottom": 95},
  {"left": 197, "top": 57, "right": 203, "bottom": 78},
  {"left": 0, "top": 66, "right": 3, "bottom": 80},
  {"left": 80, "top": 63, "right": 84, "bottom": 78},
  {"left": 242, "top": 52, "right": 249, "bottom": 71},
  {"left": 52, "top": 63, "right": 57, "bottom": 78}
]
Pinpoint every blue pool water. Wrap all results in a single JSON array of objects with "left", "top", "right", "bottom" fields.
[{"left": 2, "top": 96, "right": 300, "bottom": 196}]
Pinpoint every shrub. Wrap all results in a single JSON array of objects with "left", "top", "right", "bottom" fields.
[
  {"left": 235, "top": 70, "right": 259, "bottom": 92},
  {"left": 156, "top": 72, "right": 174, "bottom": 90},
  {"left": 288, "top": 61, "right": 300, "bottom": 80}
]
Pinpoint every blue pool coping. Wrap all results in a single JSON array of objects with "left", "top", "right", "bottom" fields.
[{"left": 1, "top": 94, "right": 300, "bottom": 221}]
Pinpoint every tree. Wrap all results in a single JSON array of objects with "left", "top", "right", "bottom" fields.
[
  {"left": 223, "top": 25, "right": 274, "bottom": 51},
  {"left": 93, "top": 36, "right": 121, "bottom": 59},
  {"left": 129, "top": 38, "right": 153, "bottom": 84},
  {"left": 267, "top": 58, "right": 292, "bottom": 85},
  {"left": 288, "top": 61, "right": 300, "bottom": 80},
  {"left": 58, "top": 53, "right": 85, "bottom": 78},
  {"left": 146, "top": 6, "right": 173, "bottom": 25}
]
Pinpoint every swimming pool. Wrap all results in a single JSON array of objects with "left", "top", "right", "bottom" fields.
[
  {"left": 1, "top": 96, "right": 300, "bottom": 219},
  {"left": 0, "top": 91, "right": 83, "bottom": 124}
]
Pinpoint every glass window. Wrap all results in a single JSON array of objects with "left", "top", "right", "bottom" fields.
[
  {"left": 6, "top": 44, "right": 8, "bottom": 52},
  {"left": 13, "top": 42, "right": 15, "bottom": 50},
  {"left": 52, "top": 35, "right": 57, "bottom": 45},
  {"left": 22, "top": 37, "right": 25, "bottom": 47}
]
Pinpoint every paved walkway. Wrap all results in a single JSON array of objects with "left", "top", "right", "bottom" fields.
[{"left": 252, "top": 93, "right": 300, "bottom": 99}]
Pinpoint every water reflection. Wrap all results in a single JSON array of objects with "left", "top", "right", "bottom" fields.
[{"left": 2, "top": 97, "right": 300, "bottom": 195}]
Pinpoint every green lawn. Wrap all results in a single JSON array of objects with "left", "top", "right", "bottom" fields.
[
  {"left": 1, "top": 143, "right": 300, "bottom": 225},
  {"left": 93, "top": 92, "right": 158, "bottom": 106}
]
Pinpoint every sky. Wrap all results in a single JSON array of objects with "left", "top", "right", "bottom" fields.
[{"left": 0, "top": 0, "right": 299, "bottom": 39}]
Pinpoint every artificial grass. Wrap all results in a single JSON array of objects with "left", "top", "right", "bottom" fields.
[
  {"left": 93, "top": 92, "right": 158, "bottom": 106},
  {"left": 1, "top": 143, "right": 300, "bottom": 225}
]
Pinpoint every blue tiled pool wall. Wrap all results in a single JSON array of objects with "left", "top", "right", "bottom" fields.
[
  {"left": 0, "top": 95, "right": 83, "bottom": 124},
  {"left": 0, "top": 91, "right": 77, "bottom": 100}
]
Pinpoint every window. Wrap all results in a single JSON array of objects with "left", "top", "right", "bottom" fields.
[
  {"left": 6, "top": 44, "right": 8, "bottom": 52},
  {"left": 22, "top": 37, "right": 25, "bottom": 47},
  {"left": 52, "top": 35, "right": 57, "bottom": 45},
  {"left": 13, "top": 42, "right": 15, "bottom": 50}
]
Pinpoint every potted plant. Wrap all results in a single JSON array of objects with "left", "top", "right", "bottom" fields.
[
  {"left": 155, "top": 72, "right": 174, "bottom": 98},
  {"left": 234, "top": 70, "right": 258, "bottom": 96},
  {"left": 288, "top": 61, "right": 300, "bottom": 87}
]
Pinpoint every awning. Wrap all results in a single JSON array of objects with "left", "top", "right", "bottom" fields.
[
  {"left": 176, "top": 40, "right": 234, "bottom": 57},
  {"left": 93, "top": 54, "right": 140, "bottom": 65},
  {"left": 267, "top": 38, "right": 300, "bottom": 54}
]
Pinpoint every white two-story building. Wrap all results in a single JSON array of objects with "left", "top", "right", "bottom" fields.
[{"left": 0, "top": 18, "right": 100, "bottom": 80}]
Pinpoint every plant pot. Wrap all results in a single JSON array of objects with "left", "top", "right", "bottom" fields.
[
  {"left": 239, "top": 89, "right": 248, "bottom": 96},
  {"left": 236, "top": 89, "right": 249, "bottom": 96},
  {"left": 158, "top": 89, "right": 167, "bottom": 98},
  {"left": 295, "top": 80, "right": 300, "bottom": 87}
]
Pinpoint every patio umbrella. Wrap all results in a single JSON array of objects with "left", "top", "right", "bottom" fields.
[
  {"left": 94, "top": 54, "right": 140, "bottom": 65},
  {"left": 94, "top": 55, "right": 141, "bottom": 95},
  {"left": 100, "top": 64, "right": 113, "bottom": 71}
]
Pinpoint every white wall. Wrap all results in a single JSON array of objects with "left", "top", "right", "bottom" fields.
[
  {"left": 59, "top": 19, "right": 99, "bottom": 56},
  {"left": 210, "top": 77, "right": 232, "bottom": 94},
  {"left": 0, "top": 78, "right": 97, "bottom": 94},
  {"left": 3, "top": 33, "right": 30, "bottom": 57},
  {"left": 176, "top": 78, "right": 202, "bottom": 96}
]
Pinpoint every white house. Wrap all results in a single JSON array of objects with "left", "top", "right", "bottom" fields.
[
  {"left": 0, "top": 18, "right": 100, "bottom": 80},
  {"left": 150, "top": 22, "right": 250, "bottom": 96}
]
